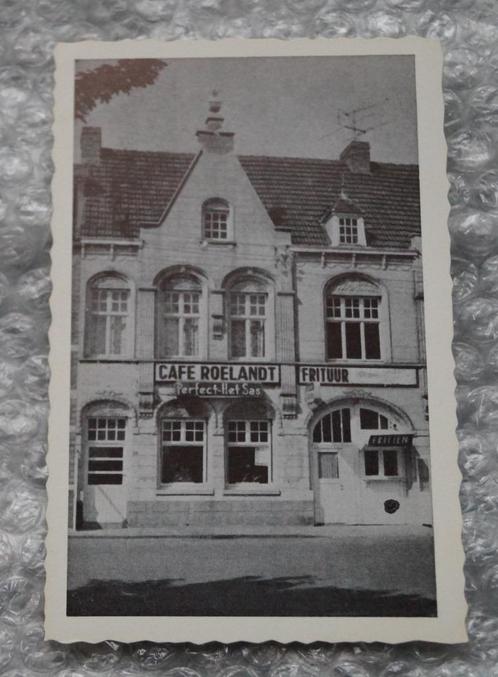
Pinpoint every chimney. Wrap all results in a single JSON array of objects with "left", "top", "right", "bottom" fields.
[
  {"left": 81, "top": 127, "right": 102, "bottom": 165},
  {"left": 340, "top": 140, "right": 371, "bottom": 174},
  {"left": 196, "top": 92, "right": 234, "bottom": 154}
]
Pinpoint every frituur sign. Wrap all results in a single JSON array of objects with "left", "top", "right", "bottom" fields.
[{"left": 298, "top": 365, "right": 418, "bottom": 387}]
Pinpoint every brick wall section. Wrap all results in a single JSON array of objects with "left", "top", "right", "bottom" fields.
[{"left": 128, "top": 500, "right": 315, "bottom": 527}]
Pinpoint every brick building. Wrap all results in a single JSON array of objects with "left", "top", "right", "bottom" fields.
[{"left": 69, "top": 98, "right": 432, "bottom": 530}]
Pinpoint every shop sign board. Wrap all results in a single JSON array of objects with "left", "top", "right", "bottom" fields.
[
  {"left": 155, "top": 362, "right": 280, "bottom": 385},
  {"left": 368, "top": 434, "right": 414, "bottom": 447},
  {"left": 297, "top": 365, "right": 418, "bottom": 387},
  {"left": 174, "top": 382, "right": 264, "bottom": 398}
]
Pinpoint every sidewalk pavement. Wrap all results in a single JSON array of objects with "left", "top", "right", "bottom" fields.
[{"left": 69, "top": 523, "right": 433, "bottom": 539}]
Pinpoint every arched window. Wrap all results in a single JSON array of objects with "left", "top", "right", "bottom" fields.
[
  {"left": 157, "top": 273, "right": 203, "bottom": 358},
  {"left": 312, "top": 403, "right": 408, "bottom": 480},
  {"left": 312, "top": 408, "right": 352, "bottom": 444},
  {"left": 84, "top": 274, "right": 131, "bottom": 357},
  {"left": 229, "top": 278, "right": 268, "bottom": 359},
  {"left": 325, "top": 276, "right": 384, "bottom": 361},
  {"left": 224, "top": 400, "right": 274, "bottom": 485},
  {"left": 202, "top": 198, "right": 232, "bottom": 241}
]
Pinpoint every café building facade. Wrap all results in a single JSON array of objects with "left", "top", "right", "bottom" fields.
[{"left": 69, "top": 100, "right": 432, "bottom": 529}]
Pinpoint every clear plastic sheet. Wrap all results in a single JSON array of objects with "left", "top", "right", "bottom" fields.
[{"left": 0, "top": 1, "right": 497, "bottom": 673}]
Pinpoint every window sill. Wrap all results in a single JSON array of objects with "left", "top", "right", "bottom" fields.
[
  {"left": 156, "top": 487, "right": 215, "bottom": 496},
  {"left": 363, "top": 476, "right": 405, "bottom": 482},
  {"left": 228, "top": 357, "right": 273, "bottom": 363},
  {"left": 223, "top": 487, "right": 281, "bottom": 497},
  {"left": 201, "top": 239, "right": 236, "bottom": 246},
  {"left": 325, "top": 359, "right": 385, "bottom": 364},
  {"left": 81, "top": 356, "right": 134, "bottom": 361}
]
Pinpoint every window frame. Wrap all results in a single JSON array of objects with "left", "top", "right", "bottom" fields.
[
  {"left": 229, "top": 290, "right": 268, "bottom": 360},
  {"left": 202, "top": 198, "right": 233, "bottom": 242},
  {"left": 156, "top": 273, "right": 206, "bottom": 359},
  {"left": 363, "top": 447, "right": 404, "bottom": 480},
  {"left": 159, "top": 417, "right": 208, "bottom": 486},
  {"left": 84, "top": 274, "right": 133, "bottom": 359},
  {"left": 225, "top": 419, "right": 273, "bottom": 486},
  {"left": 325, "top": 294, "right": 382, "bottom": 361},
  {"left": 338, "top": 216, "right": 359, "bottom": 245},
  {"left": 326, "top": 214, "right": 367, "bottom": 246},
  {"left": 225, "top": 274, "right": 274, "bottom": 361},
  {"left": 85, "top": 415, "right": 127, "bottom": 486}
]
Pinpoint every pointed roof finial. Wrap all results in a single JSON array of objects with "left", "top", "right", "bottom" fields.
[
  {"left": 196, "top": 89, "right": 234, "bottom": 154},
  {"left": 209, "top": 90, "right": 221, "bottom": 115},
  {"left": 340, "top": 172, "right": 347, "bottom": 199},
  {"left": 332, "top": 172, "right": 363, "bottom": 215}
]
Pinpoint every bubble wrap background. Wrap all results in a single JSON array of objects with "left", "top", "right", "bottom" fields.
[{"left": 0, "top": 0, "right": 497, "bottom": 674}]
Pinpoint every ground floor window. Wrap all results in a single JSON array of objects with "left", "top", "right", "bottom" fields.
[
  {"left": 161, "top": 418, "right": 206, "bottom": 483},
  {"left": 364, "top": 448, "right": 401, "bottom": 478},
  {"left": 86, "top": 416, "right": 126, "bottom": 485},
  {"left": 226, "top": 419, "right": 271, "bottom": 484}
]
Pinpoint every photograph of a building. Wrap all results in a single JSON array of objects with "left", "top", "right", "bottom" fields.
[{"left": 66, "top": 54, "right": 435, "bottom": 616}]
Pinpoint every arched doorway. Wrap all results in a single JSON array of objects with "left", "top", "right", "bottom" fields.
[
  {"left": 80, "top": 400, "right": 134, "bottom": 528},
  {"left": 310, "top": 400, "right": 413, "bottom": 525}
]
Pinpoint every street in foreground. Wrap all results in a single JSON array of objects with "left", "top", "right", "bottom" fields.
[{"left": 67, "top": 525, "right": 436, "bottom": 617}]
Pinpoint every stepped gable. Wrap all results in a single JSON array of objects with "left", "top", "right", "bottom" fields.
[{"left": 77, "top": 147, "right": 420, "bottom": 249}]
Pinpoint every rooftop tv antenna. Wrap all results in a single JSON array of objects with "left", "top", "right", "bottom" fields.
[{"left": 319, "top": 97, "right": 392, "bottom": 141}]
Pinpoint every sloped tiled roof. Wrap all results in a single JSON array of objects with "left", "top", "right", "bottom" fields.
[
  {"left": 77, "top": 148, "right": 195, "bottom": 239},
  {"left": 77, "top": 147, "right": 421, "bottom": 248},
  {"left": 238, "top": 155, "right": 420, "bottom": 248},
  {"left": 332, "top": 193, "right": 364, "bottom": 216}
]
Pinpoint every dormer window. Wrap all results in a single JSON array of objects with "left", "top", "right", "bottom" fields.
[
  {"left": 326, "top": 213, "right": 366, "bottom": 247},
  {"left": 324, "top": 191, "right": 366, "bottom": 246},
  {"left": 338, "top": 217, "right": 359, "bottom": 245},
  {"left": 202, "top": 198, "right": 232, "bottom": 241}
]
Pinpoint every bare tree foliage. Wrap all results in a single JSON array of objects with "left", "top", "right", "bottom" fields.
[{"left": 75, "top": 59, "right": 167, "bottom": 121}]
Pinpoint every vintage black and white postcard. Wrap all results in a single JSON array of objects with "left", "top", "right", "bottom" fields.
[{"left": 45, "top": 38, "right": 466, "bottom": 643}]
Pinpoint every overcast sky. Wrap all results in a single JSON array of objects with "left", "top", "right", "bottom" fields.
[{"left": 75, "top": 55, "right": 418, "bottom": 164}]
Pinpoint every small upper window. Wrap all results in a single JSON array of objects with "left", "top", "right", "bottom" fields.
[
  {"left": 338, "top": 217, "right": 358, "bottom": 244},
  {"left": 203, "top": 198, "right": 231, "bottom": 241},
  {"left": 326, "top": 213, "right": 366, "bottom": 247}
]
